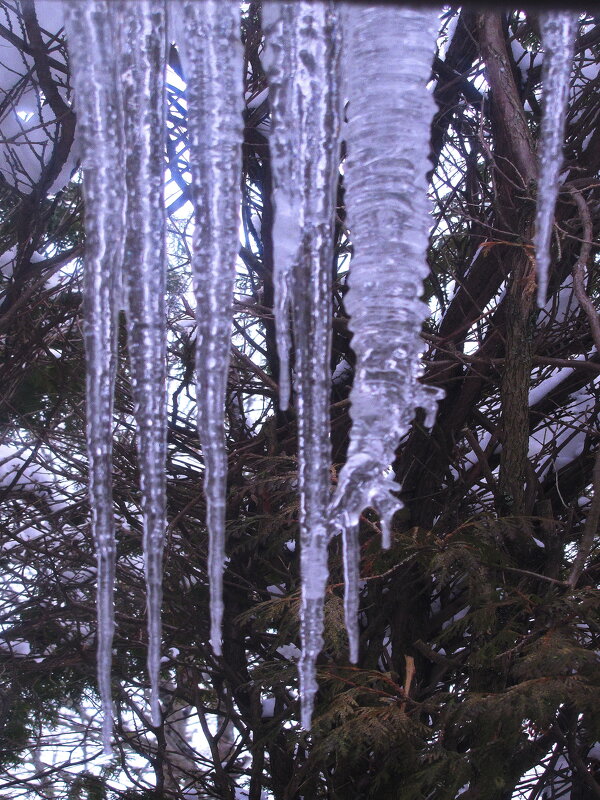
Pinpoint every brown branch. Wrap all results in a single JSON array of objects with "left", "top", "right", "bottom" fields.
[
  {"left": 568, "top": 448, "right": 600, "bottom": 588},
  {"left": 570, "top": 187, "right": 600, "bottom": 355},
  {"left": 476, "top": 11, "right": 536, "bottom": 189},
  {"left": 566, "top": 187, "right": 600, "bottom": 589},
  {"left": 231, "top": 346, "right": 278, "bottom": 394},
  {"left": 0, "top": 22, "right": 68, "bottom": 75}
]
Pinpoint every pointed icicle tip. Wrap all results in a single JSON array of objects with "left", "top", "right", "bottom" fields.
[
  {"left": 300, "top": 691, "right": 316, "bottom": 731},
  {"left": 348, "top": 634, "right": 359, "bottom": 665},
  {"left": 381, "top": 516, "right": 392, "bottom": 550},
  {"left": 101, "top": 714, "right": 113, "bottom": 758},
  {"left": 211, "top": 634, "right": 223, "bottom": 658},
  {"left": 150, "top": 693, "right": 161, "bottom": 729}
]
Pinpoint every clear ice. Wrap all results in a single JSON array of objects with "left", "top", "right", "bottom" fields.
[
  {"left": 64, "top": 0, "right": 127, "bottom": 754},
  {"left": 330, "top": 6, "right": 443, "bottom": 665},
  {"left": 173, "top": 1, "right": 244, "bottom": 656},
  {"left": 119, "top": 1, "right": 168, "bottom": 728},
  {"left": 263, "top": 2, "right": 342, "bottom": 728},
  {"left": 535, "top": 12, "right": 578, "bottom": 306},
  {"left": 65, "top": 0, "right": 455, "bottom": 737}
]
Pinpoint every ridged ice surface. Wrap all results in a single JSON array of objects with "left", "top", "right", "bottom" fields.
[
  {"left": 67, "top": 0, "right": 448, "bottom": 739},
  {"left": 173, "top": 1, "right": 243, "bottom": 656},
  {"left": 119, "top": 1, "right": 168, "bottom": 728},
  {"left": 262, "top": 5, "right": 301, "bottom": 411},
  {"left": 535, "top": 12, "right": 578, "bottom": 306},
  {"left": 263, "top": 2, "right": 342, "bottom": 728},
  {"left": 64, "top": 0, "right": 126, "bottom": 754},
  {"left": 330, "top": 6, "right": 443, "bottom": 664}
]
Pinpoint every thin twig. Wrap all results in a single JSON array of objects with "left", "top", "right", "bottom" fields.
[
  {"left": 568, "top": 448, "right": 600, "bottom": 588},
  {"left": 570, "top": 187, "right": 600, "bottom": 355},
  {"left": 498, "top": 565, "right": 569, "bottom": 587}
]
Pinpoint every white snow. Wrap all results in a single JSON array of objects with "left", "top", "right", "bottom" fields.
[
  {"left": 0, "top": 445, "right": 54, "bottom": 495},
  {"left": 261, "top": 697, "right": 276, "bottom": 718},
  {"left": 2, "top": 639, "right": 31, "bottom": 656},
  {"left": 332, "top": 358, "right": 352, "bottom": 386},
  {"left": 277, "top": 643, "right": 301, "bottom": 661},
  {"left": 528, "top": 369, "right": 571, "bottom": 406},
  {"left": 246, "top": 86, "right": 268, "bottom": 110},
  {"left": 442, "top": 605, "right": 471, "bottom": 630},
  {"left": 0, "top": 246, "right": 16, "bottom": 278}
]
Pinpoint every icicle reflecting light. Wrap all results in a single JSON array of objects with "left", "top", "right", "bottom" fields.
[
  {"left": 65, "top": 0, "right": 450, "bottom": 737},
  {"left": 173, "top": 1, "right": 244, "bottom": 656},
  {"left": 330, "top": 6, "right": 443, "bottom": 665},
  {"left": 535, "top": 12, "right": 578, "bottom": 306},
  {"left": 263, "top": 2, "right": 342, "bottom": 728},
  {"left": 262, "top": 4, "right": 310, "bottom": 412},
  {"left": 64, "top": 0, "right": 126, "bottom": 754},
  {"left": 119, "top": 1, "right": 168, "bottom": 728},
  {"left": 66, "top": 0, "right": 169, "bottom": 747}
]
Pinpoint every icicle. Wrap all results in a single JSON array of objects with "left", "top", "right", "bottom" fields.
[
  {"left": 63, "top": 0, "right": 126, "bottom": 755},
  {"left": 173, "top": 1, "right": 244, "bottom": 656},
  {"left": 342, "top": 523, "right": 360, "bottom": 664},
  {"left": 535, "top": 12, "right": 578, "bottom": 306},
  {"left": 263, "top": 2, "right": 342, "bottom": 729},
  {"left": 261, "top": 7, "right": 300, "bottom": 411},
  {"left": 330, "top": 6, "right": 443, "bottom": 662},
  {"left": 119, "top": 1, "right": 168, "bottom": 729}
]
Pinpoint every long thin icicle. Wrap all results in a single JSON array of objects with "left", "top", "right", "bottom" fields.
[
  {"left": 330, "top": 6, "right": 443, "bottom": 664},
  {"left": 119, "top": 1, "right": 168, "bottom": 728},
  {"left": 64, "top": 0, "right": 126, "bottom": 755},
  {"left": 261, "top": 5, "right": 301, "bottom": 411},
  {"left": 263, "top": 2, "right": 342, "bottom": 728},
  {"left": 173, "top": 1, "right": 243, "bottom": 656},
  {"left": 535, "top": 12, "right": 578, "bottom": 306}
]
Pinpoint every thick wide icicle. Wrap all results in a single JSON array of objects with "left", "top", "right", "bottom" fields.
[
  {"left": 535, "top": 12, "right": 578, "bottom": 306},
  {"left": 330, "top": 6, "right": 443, "bottom": 664},
  {"left": 173, "top": 1, "right": 243, "bottom": 656},
  {"left": 119, "top": 1, "right": 168, "bottom": 728},
  {"left": 63, "top": 0, "right": 126, "bottom": 754},
  {"left": 263, "top": 2, "right": 342, "bottom": 728}
]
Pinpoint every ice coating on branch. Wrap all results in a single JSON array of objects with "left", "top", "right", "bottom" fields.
[
  {"left": 330, "top": 6, "right": 443, "bottom": 664},
  {"left": 535, "top": 12, "right": 578, "bottom": 306},
  {"left": 263, "top": 2, "right": 342, "bottom": 728},
  {"left": 173, "top": 1, "right": 243, "bottom": 656},
  {"left": 64, "top": 0, "right": 126, "bottom": 755},
  {"left": 119, "top": 1, "right": 168, "bottom": 728}
]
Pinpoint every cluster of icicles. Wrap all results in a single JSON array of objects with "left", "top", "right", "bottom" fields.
[{"left": 63, "top": 0, "right": 578, "bottom": 752}]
